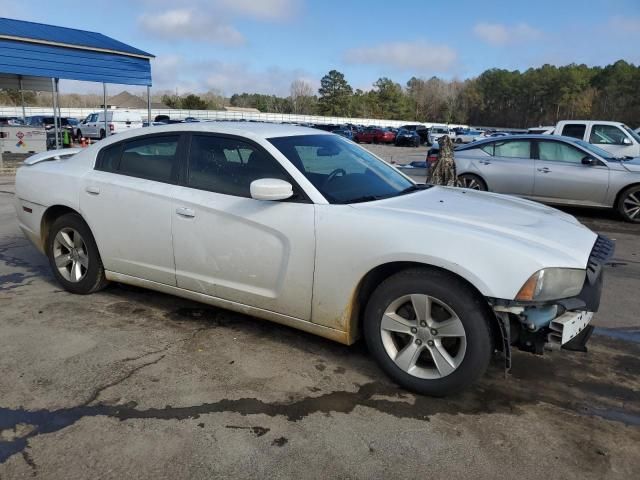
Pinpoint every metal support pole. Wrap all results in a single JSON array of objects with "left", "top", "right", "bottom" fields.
[
  {"left": 147, "top": 85, "right": 152, "bottom": 126},
  {"left": 55, "top": 78, "right": 62, "bottom": 126},
  {"left": 51, "top": 78, "right": 60, "bottom": 150},
  {"left": 103, "top": 83, "right": 108, "bottom": 137},
  {"left": 18, "top": 76, "right": 26, "bottom": 122}
]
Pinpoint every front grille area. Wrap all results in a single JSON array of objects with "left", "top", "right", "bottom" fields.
[{"left": 586, "top": 235, "right": 615, "bottom": 284}]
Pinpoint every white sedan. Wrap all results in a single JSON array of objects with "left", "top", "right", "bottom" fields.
[{"left": 14, "top": 123, "right": 613, "bottom": 396}]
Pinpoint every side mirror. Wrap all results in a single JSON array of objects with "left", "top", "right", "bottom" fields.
[
  {"left": 250, "top": 178, "right": 293, "bottom": 201},
  {"left": 581, "top": 156, "right": 596, "bottom": 165},
  {"left": 623, "top": 137, "right": 632, "bottom": 145}
]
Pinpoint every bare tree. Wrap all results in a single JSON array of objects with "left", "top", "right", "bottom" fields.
[{"left": 290, "top": 79, "right": 315, "bottom": 114}]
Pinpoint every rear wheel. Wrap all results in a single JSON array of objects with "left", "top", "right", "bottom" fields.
[
  {"left": 99, "top": 129, "right": 106, "bottom": 139},
  {"left": 47, "top": 213, "right": 108, "bottom": 294},
  {"left": 617, "top": 185, "right": 640, "bottom": 223},
  {"left": 364, "top": 268, "right": 493, "bottom": 396},
  {"left": 457, "top": 173, "right": 487, "bottom": 191}
]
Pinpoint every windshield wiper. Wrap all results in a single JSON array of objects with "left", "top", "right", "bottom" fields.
[
  {"left": 398, "top": 184, "right": 430, "bottom": 195},
  {"left": 338, "top": 195, "right": 382, "bottom": 204}
]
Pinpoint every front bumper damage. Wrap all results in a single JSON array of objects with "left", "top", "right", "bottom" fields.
[{"left": 490, "top": 235, "right": 614, "bottom": 370}]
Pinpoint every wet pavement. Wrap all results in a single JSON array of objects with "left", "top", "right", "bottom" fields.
[{"left": 1, "top": 174, "right": 639, "bottom": 479}]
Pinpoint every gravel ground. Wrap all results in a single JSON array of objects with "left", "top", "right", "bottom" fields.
[{"left": 1, "top": 172, "right": 639, "bottom": 480}]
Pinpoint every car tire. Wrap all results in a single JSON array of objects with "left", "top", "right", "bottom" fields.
[
  {"left": 46, "top": 213, "right": 109, "bottom": 295},
  {"left": 99, "top": 129, "right": 106, "bottom": 139},
  {"left": 457, "top": 173, "right": 487, "bottom": 191},
  {"left": 617, "top": 185, "right": 640, "bottom": 223},
  {"left": 76, "top": 130, "right": 82, "bottom": 141},
  {"left": 364, "top": 268, "right": 493, "bottom": 396}
]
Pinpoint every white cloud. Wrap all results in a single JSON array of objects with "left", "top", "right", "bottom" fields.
[
  {"left": 138, "top": 8, "right": 245, "bottom": 45},
  {"left": 344, "top": 40, "right": 458, "bottom": 72},
  {"left": 151, "top": 55, "right": 316, "bottom": 97},
  {"left": 608, "top": 16, "right": 640, "bottom": 33},
  {"left": 214, "top": 0, "right": 298, "bottom": 20},
  {"left": 473, "top": 22, "right": 542, "bottom": 46}
]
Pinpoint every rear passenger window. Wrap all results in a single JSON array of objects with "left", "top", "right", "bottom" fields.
[
  {"left": 118, "top": 136, "right": 179, "bottom": 183},
  {"left": 493, "top": 141, "right": 530, "bottom": 158},
  {"left": 188, "top": 135, "right": 287, "bottom": 198},
  {"left": 96, "top": 143, "right": 122, "bottom": 172},
  {"left": 561, "top": 124, "right": 586, "bottom": 139}
]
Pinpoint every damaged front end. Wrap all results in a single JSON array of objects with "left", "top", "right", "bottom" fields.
[{"left": 490, "top": 235, "right": 614, "bottom": 370}]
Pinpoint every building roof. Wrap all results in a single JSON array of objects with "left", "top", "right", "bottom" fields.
[
  {"left": 223, "top": 106, "right": 262, "bottom": 113},
  {"left": 0, "top": 18, "right": 153, "bottom": 86},
  {"left": 0, "top": 17, "right": 153, "bottom": 58},
  {"left": 107, "top": 91, "right": 168, "bottom": 109}
]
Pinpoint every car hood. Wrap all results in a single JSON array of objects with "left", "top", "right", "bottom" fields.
[
  {"left": 621, "top": 157, "right": 640, "bottom": 172},
  {"left": 352, "top": 186, "right": 597, "bottom": 267}
]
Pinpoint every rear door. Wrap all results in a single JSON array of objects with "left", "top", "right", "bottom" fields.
[
  {"left": 532, "top": 139, "right": 610, "bottom": 206},
  {"left": 470, "top": 140, "right": 535, "bottom": 195},
  {"left": 81, "top": 134, "right": 184, "bottom": 285},
  {"left": 558, "top": 123, "right": 587, "bottom": 140}
]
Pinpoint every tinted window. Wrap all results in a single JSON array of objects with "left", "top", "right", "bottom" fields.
[
  {"left": 590, "top": 125, "right": 628, "bottom": 145},
  {"left": 96, "top": 143, "right": 122, "bottom": 172},
  {"left": 493, "top": 141, "right": 530, "bottom": 158},
  {"left": 561, "top": 124, "right": 586, "bottom": 139},
  {"left": 538, "top": 141, "right": 586, "bottom": 164},
  {"left": 118, "top": 136, "right": 179, "bottom": 182},
  {"left": 188, "top": 135, "right": 287, "bottom": 198}
]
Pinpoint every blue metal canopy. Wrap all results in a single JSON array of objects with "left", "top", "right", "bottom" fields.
[{"left": 0, "top": 18, "right": 153, "bottom": 86}]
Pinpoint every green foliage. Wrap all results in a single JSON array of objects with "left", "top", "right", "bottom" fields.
[
  {"left": 318, "top": 70, "right": 353, "bottom": 116},
  {"left": 7, "top": 61, "right": 640, "bottom": 127}
]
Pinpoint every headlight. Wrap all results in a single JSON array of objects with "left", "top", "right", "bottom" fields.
[{"left": 515, "top": 268, "right": 585, "bottom": 302}]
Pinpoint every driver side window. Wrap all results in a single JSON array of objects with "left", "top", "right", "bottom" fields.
[
  {"left": 590, "top": 125, "right": 628, "bottom": 145},
  {"left": 187, "top": 135, "right": 288, "bottom": 198}
]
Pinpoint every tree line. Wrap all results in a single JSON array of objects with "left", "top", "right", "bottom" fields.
[{"left": 1, "top": 60, "right": 638, "bottom": 128}]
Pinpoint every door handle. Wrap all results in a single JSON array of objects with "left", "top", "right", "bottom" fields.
[
  {"left": 537, "top": 167, "right": 551, "bottom": 173},
  {"left": 176, "top": 207, "right": 195, "bottom": 218},
  {"left": 479, "top": 160, "right": 492, "bottom": 165},
  {"left": 85, "top": 186, "right": 100, "bottom": 195}
]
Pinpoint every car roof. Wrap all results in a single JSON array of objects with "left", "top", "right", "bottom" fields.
[
  {"left": 455, "top": 134, "right": 587, "bottom": 150},
  {"left": 95, "top": 121, "right": 333, "bottom": 146}
]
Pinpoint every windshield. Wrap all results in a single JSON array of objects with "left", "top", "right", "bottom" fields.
[
  {"left": 268, "top": 134, "right": 416, "bottom": 204},
  {"left": 574, "top": 139, "right": 617, "bottom": 160}
]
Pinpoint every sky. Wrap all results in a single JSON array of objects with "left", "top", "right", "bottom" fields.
[{"left": 3, "top": 0, "right": 640, "bottom": 97}]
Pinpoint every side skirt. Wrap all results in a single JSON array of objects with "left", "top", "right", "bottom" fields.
[{"left": 105, "top": 271, "right": 350, "bottom": 345}]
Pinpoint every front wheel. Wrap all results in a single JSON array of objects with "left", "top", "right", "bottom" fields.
[
  {"left": 364, "top": 268, "right": 493, "bottom": 396},
  {"left": 47, "top": 213, "right": 108, "bottom": 294},
  {"left": 617, "top": 185, "right": 640, "bottom": 223}
]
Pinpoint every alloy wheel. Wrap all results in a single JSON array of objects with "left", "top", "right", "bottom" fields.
[
  {"left": 458, "top": 176, "right": 483, "bottom": 190},
  {"left": 53, "top": 227, "right": 89, "bottom": 283},
  {"left": 380, "top": 294, "right": 467, "bottom": 379},
  {"left": 623, "top": 191, "right": 640, "bottom": 220}
]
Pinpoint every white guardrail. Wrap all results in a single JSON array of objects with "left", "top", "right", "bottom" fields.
[{"left": 0, "top": 106, "right": 467, "bottom": 129}]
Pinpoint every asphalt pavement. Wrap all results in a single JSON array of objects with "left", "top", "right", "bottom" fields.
[{"left": 1, "top": 172, "right": 639, "bottom": 480}]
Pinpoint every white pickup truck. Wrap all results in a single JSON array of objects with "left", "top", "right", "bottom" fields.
[{"left": 554, "top": 120, "right": 640, "bottom": 157}]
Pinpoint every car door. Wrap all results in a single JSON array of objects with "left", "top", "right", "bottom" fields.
[
  {"left": 85, "top": 114, "right": 99, "bottom": 138},
  {"left": 588, "top": 123, "right": 635, "bottom": 157},
  {"left": 532, "top": 139, "right": 610, "bottom": 206},
  {"left": 170, "top": 133, "right": 316, "bottom": 320},
  {"left": 471, "top": 140, "right": 535, "bottom": 195},
  {"left": 81, "top": 134, "right": 185, "bottom": 285}
]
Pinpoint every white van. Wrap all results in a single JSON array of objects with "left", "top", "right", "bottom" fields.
[
  {"left": 554, "top": 120, "right": 640, "bottom": 157},
  {"left": 75, "top": 110, "right": 143, "bottom": 140}
]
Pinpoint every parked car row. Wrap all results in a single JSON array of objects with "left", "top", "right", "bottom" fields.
[{"left": 402, "top": 133, "right": 640, "bottom": 222}]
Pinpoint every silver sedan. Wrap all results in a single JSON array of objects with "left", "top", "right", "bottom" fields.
[{"left": 454, "top": 134, "right": 640, "bottom": 222}]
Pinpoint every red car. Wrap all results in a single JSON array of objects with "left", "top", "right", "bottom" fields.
[{"left": 354, "top": 128, "right": 396, "bottom": 144}]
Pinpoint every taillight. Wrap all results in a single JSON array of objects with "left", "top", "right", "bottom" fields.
[
  {"left": 427, "top": 155, "right": 438, "bottom": 165},
  {"left": 109, "top": 123, "right": 114, "bottom": 131}
]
